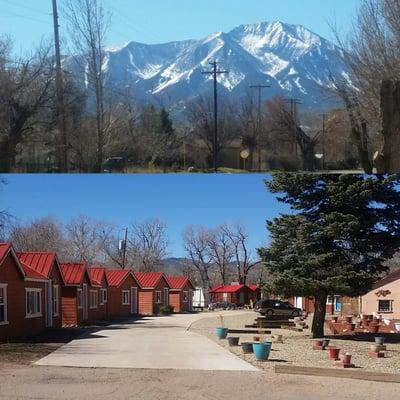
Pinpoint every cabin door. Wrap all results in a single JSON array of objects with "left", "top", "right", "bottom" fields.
[
  {"left": 83, "top": 284, "right": 88, "bottom": 321},
  {"left": 131, "top": 287, "right": 138, "bottom": 314},
  {"left": 45, "top": 281, "right": 53, "bottom": 328}
]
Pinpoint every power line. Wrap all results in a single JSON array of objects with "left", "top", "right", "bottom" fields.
[{"left": 202, "top": 61, "right": 228, "bottom": 172}]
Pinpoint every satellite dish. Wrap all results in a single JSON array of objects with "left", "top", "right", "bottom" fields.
[{"left": 240, "top": 149, "right": 250, "bottom": 160}]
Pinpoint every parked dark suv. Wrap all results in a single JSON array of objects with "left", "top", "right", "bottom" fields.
[{"left": 254, "top": 299, "right": 301, "bottom": 317}]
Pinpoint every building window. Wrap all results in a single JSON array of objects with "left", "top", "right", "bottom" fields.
[
  {"left": 26, "top": 289, "right": 42, "bottom": 318},
  {"left": 77, "top": 289, "right": 83, "bottom": 309},
  {"left": 53, "top": 285, "right": 59, "bottom": 317},
  {"left": 183, "top": 291, "right": 188, "bottom": 302},
  {"left": 100, "top": 289, "right": 107, "bottom": 305},
  {"left": 122, "top": 290, "right": 130, "bottom": 305},
  {"left": 378, "top": 300, "right": 393, "bottom": 313},
  {"left": 0, "top": 284, "right": 8, "bottom": 325},
  {"left": 90, "top": 290, "right": 98, "bottom": 309},
  {"left": 156, "top": 291, "right": 162, "bottom": 304}
]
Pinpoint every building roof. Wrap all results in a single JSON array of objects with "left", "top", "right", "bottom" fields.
[
  {"left": 372, "top": 269, "right": 400, "bottom": 290},
  {"left": 134, "top": 272, "right": 170, "bottom": 289},
  {"left": 0, "top": 243, "right": 11, "bottom": 265},
  {"left": 89, "top": 266, "right": 107, "bottom": 286},
  {"left": 167, "top": 276, "right": 195, "bottom": 290},
  {"left": 17, "top": 252, "right": 63, "bottom": 282},
  {"left": 60, "top": 263, "right": 90, "bottom": 286},
  {"left": 248, "top": 284, "right": 260, "bottom": 291},
  {"left": 210, "top": 284, "right": 247, "bottom": 293},
  {"left": 105, "top": 269, "right": 133, "bottom": 287},
  {"left": 20, "top": 262, "right": 48, "bottom": 281}
]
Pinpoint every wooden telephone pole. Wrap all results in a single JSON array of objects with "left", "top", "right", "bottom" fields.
[
  {"left": 202, "top": 61, "right": 228, "bottom": 172},
  {"left": 285, "top": 98, "right": 302, "bottom": 158},
  {"left": 52, "top": 0, "right": 68, "bottom": 172},
  {"left": 250, "top": 84, "right": 270, "bottom": 171}
]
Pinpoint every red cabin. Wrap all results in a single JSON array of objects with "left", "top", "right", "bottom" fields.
[
  {"left": 210, "top": 284, "right": 260, "bottom": 306},
  {"left": 106, "top": 270, "right": 140, "bottom": 319},
  {"left": 0, "top": 243, "right": 48, "bottom": 341},
  {"left": 167, "top": 276, "right": 195, "bottom": 313},
  {"left": 135, "top": 272, "right": 171, "bottom": 315},
  {"left": 60, "top": 263, "right": 92, "bottom": 327}
]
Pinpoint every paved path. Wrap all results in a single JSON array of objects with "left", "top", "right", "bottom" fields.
[{"left": 35, "top": 311, "right": 258, "bottom": 371}]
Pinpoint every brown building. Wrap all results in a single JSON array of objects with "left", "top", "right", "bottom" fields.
[
  {"left": 167, "top": 276, "right": 195, "bottom": 313},
  {"left": 209, "top": 284, "right": 260, "bottom": 306},
  {"left": 106, "top": 270, "right": 140, "bottom": 319},
  {"left": 0, "top": 243, "right": 48, "bottom": 341},
  {"left": 60, "top": 263, "right": 92, "bottom": 327},
  {"left": 134, "top": 272, "right": 171, "bottom": 315},
  {"left": 88, "top": 266, "right": 109, "bottom": 322},
  {"left": 17, "top": 252, "right": 65, "bottom": 329}
]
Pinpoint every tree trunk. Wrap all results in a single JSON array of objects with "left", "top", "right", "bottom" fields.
[
  {"left": 311, "top": 293, "right": 328, "bottom": 338},
  {"left": 381, "top": 80, "right": 400, "bottom": 173}
]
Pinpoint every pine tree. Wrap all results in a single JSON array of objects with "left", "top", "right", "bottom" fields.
[{"left": 258, "top": 173, "right": 400, "bottom": 338}]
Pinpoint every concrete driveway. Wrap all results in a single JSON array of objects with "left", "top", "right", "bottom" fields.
[{"left": 35, "top": 311, "right": 258, "bottom": 372}]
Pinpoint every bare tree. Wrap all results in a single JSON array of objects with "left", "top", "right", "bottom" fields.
[
  {"left": 183, "top": 225, "right": 213, "bottom": 303},
  {"left": 207, "top": 226, "right": 235, "bottom": 285},
  {"left": 63, "top": 0, "right": 110, "bottom": 172},
  {"left": 0, "top": 177, "right": 12, "bottom": 240},
  {"left": 10, "top": 217, "right": 66, "bottom": 255},
  {"left": 221, "top": 224, "right": 259, "bottom": 285},
  {"left": 129, "top": 219, "right": 169, "bottom": 271}
]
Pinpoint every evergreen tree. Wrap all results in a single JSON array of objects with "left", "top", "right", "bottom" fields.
[{"left": 258, "top": 173, "right": 400, "bottom": 338}]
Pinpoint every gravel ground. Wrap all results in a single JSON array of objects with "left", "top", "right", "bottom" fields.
[{"left": 189, "top": 312, "right": 400, "bottom": 374}]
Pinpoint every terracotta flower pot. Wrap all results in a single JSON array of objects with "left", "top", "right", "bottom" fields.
[
  {"left": 369, "top": 324, "right": 379, "bottom": 334},
  {"left": 345, "top": 316, "right": 353, "bottom": 323},
  {"left": 328, "top": 347, "right": 341, "bottom": 360},
  {"left": 370, "top": 344, "right": 381, "bottom": 353},
  {"left": 347, "top": 323, "right": 356, "bottom": 332},
  {"left": 314, "top": 340, "right": 324, "bottom": 347},
  {"left": 341, "top": 354, "right": 352, "bottom": 365}
]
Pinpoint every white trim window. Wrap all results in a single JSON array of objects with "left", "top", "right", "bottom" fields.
[
  {"left": 26, "top": 288, "right": 42, "bottom": 318},
  {"left": 155, "top": 291, "right": 162, "bottom": 304},
  {"left": 183, "top": 291, "right": 188, "bottom": 303},
  {"left": 90, "top": 290, "right": 98, "bottom": 309},
  {"left": 53, "top": 285, "right": 59, "bottom": 317},
  {"left": 122, "top": 290, "right": 130, "bottom": 305},
  {"left": 100, "top": 289, "right": 107, "bottom": 305},
  {"left": 378, "top": 300, "right": 393, "bottom": 313},
  {"left": 77, "top": 288, "right": 83, "bottom": 309},
  {"left": 0, "top": 284, "right": 8, "bottom": 325}
]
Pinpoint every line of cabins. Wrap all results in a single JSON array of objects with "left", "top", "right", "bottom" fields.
[{"left": 0, "top": 243, "right": 195, "bottom": 341}]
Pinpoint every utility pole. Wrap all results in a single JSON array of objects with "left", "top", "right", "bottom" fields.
[
  {"left": 284, "top": 98, "right": 302, "bottom": 159},
  {"left": 52, "top": 0, "right": 68, "bottom": 172},
  {"left": 202, "top": 61, "right": 228, "bottom": 172},
  {"left": 320, "top": 113, "right": 327, "bottom": 170},
  {"left": 250, "top": 84, "right": 270, "bottom": 171},
  {"left": 121, "top": 228, "right": 128, "bottom": 269}
]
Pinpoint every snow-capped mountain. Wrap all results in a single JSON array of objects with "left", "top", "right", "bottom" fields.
[{"left": 67, "top": 21, "right": 350, "bottom": 110}]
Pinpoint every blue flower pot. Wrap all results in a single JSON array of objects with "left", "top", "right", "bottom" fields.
[
  {"left": 375, "top": 336, "right": 385, "bottom": 346},
  {"left": 253, "top": 342, "right": 272, "bottom": 360},
  {"left": 216, "top": 327, "right": 229, "bottom": 339}
]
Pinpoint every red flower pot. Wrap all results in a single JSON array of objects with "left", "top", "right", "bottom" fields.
[{"left": 329, "top": 348, "right": 341, "bottom": 360}]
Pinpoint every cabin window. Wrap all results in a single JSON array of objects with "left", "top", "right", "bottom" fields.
[
  {"left": 100, "top": 289, "right": 107, "bottom": 305},
  {"left": 156, "top": 291, "right": 162, "bottom": 304},
  {"left": 378, "top": 300, "right": 393, "bottom": 313},
  {"left": 77, "top": 289, "right": 83, "bottom": 309},
  {"left": 53, "top": 285, "right": 59, "bottom": 316},
  {"left": 183, "top": 291, "right": 188, "bottom": 302},
  {"left": 122, "top": 290, "right": 130, "bottom": 305},
  {"left": 0, "top": 284, "right": 8, "bottom": 324},
  {"left": 26, "top": 289, "right": 42, "bottom": 318},
  {"left": 90, "top": 291, "right": 98, "bottom": 309}
]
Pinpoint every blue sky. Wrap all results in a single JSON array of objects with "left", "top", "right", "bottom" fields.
[
  {"left": 1, "top": 174, "right": 289, "bottom": 258},
  {"left": 1, "top": 0, "right": 361, "bottom": 53}
]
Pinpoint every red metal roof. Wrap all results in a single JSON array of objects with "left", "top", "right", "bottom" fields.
[
  {"left": 0, "top": 243, "right": 11, "bottom": 264},
  {"left": 17, "top": 252, "right": 57, "bottom": 279},
  {"left": 134, "top": 272, "right": 169, "bottom": 289},
  {"left": 167, "top": 276, "right": 194, "bottom": 290},
  {"left": 105, "top": 269, "right": 132, "bottom": 287},
  {"left": 210, "top": 284, "right": 246, "bottom": 293},
  {"left": 60, "top": 263, "right": 88, "bottom": 285},
  {"left": 21, "top": 262, "right": 47, "bottom": 280},
  {"left": 89, "top": 266, "right": 106, "bottom": 286}
]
